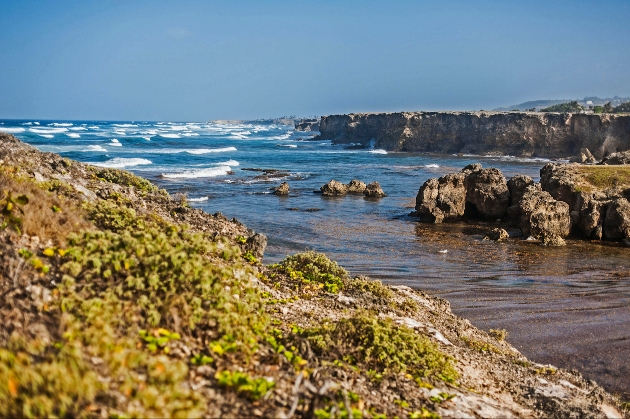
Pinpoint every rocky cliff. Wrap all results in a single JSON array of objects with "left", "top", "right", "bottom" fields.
[{"left": 318, "top": 112, "right": 630, "bottom": 158}]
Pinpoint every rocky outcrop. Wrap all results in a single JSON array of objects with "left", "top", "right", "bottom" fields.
[
  {"left": 513, "top": 186, "right": 571, "bottom": 246},
  {"left": 346, "top": 179, "right": 367, "bottom": 193},
  {"left": 363, "top": 181, "right": 386, "bottom": 198},
  {"left": 465, "top": 168, "right": 510, "bottom": 219},
  {"left": 569, "top": 148, "right": 596, "bottom": 164},
  {"left": 317, "top": 112, "right": 630, "bottom": 158},
  {"left": 507, "top": 175, "right": 535, "bottom": 207},
  {"left": 600, "top": 150, "right": 630, "bottom": 165},
  {"left": 415, "top": 173, "right": 467, "bottom": 223},
  {"left": 416, "top": 165, "right": 509, "bottom": 222},
  {"left": 273, "top": 182, "right": 290, "bottom": 195},
  {"left": 604, "top": 198, "right": 630, "bottom": 240},
  {"left": 320, "top": 180, "right": 347, "bottom": 195},
  {"left": 294, "top": 119, "right": 320, "bottom": 132}
]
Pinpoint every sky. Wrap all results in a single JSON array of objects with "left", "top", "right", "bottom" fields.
[{"left": 0, "top": 0, "right": 629, "bottom": 121}]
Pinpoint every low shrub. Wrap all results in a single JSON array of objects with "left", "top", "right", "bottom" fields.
[{"left": 273, "top": 251, "right": 349, "bottom": 293}]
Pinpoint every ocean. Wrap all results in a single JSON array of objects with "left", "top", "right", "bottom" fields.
[{"left": 2, "top": 118, "right": 629, "bottom": 398}]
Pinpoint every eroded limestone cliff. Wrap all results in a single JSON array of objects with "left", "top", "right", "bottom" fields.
[{"left": 317, "top": 111, "right": 630, "bottom": 158}]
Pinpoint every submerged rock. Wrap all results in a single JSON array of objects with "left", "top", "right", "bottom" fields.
[
  {"left": 320, "top": 180, "right": 347, "bottom": 195},
  {"left": 484, "top": 228, "right": 509, "bottom": 242},
  {"left": 364, "top": 181, "right": 386, "bottom": 198},
  {"left": 273, "top": 182, "right": 290, "bottom": 195}
]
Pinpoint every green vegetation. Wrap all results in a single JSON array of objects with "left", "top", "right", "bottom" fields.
[
  {"left": 489, "top": 329, "right": 508, "bottom": 341},
  {"left": 89, "top": 166, "right": 158, "bottom": 193},
  {"left": 214, "top": 370, "right": 275, "bottom": 400},
  {"left": 579, "top": 166, "right": 630, "bottom": 190},
  {"left": 613, "top": 101, "right": 630, "bottom": 113},
  {"left": 462, "top": 336, "right": 503, "bottom": 354},
  {"left": 272, "top": 251, "right": 349, "bottom": 293},
  {"left": 541, "top": 101, "right": 584, "bottom": 113},
  {"left": 346, "top": 276, "right": 394, "bottom": 299},
  {"left": 298, "top": 314, "right": 458, "bottom": 383}
]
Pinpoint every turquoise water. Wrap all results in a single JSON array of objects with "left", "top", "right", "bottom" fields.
[{"left": 2, "top": 119, "right": 629, "bottom": 398}]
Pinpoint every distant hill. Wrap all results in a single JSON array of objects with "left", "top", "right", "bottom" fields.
[{"left": 495, "top": 96, "right": 630, "bottom": 111}]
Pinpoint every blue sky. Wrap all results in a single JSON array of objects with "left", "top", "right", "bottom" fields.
[{"left": 0, "top": 0, "right": 628, "bottom": 120}]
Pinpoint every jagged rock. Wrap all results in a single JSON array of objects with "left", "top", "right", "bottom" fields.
[
  {"left": 485, "top": 228, "right": 509, "bottom": 242},
  {"left": 540, "top": 163, "right": 580, "bottom": 211},
  {"left": 320, "top": 180, "right": 347, "bottom": 196},
  {"left": 581, "top": 148, "right": 596, "bottom": 163},
  {"left": 516, "top": 186, "right": 571, "bottom": 246},
  {"left": 569, "top": 153, "right": 588, "bottom": 163},
  {"left": 465, "top": 168, "right": 510, "bottom": 219},
  {"left": 603, "top": 198, "right": 630, "bottom": 240},
  {"left": 600, "top": 150, "right": 630, "bottom": 165},
  {"left": 346, "top": 179, "right": 366, "bottom": 193},
  {"left": 415, "top": 173, "right": 467, "bottom": 223},
  {"left": 273, "top": 182, "right": 290, "bottom": 195},
  {"left": 507, "top": 175, "right": 534, "bottom": 207},
  {"left": 364, "top": 181, "right": 386, "bottom": 198},
  {"left": 461, "top": 163, "right": 482, "bottom": 174},
  {"left": 245, "top": 233, "right": 267, "bottom": 259}
]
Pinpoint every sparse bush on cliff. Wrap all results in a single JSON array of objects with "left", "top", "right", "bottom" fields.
[
  {"left": 613, "top": 101, "right": 630, "bottom": 113},
  {"left": 89, "top": 166, "right": 158, "bottom": 193},
  {"left": 271, "top": 251, "right": 349, "bottom": 293},
  {"left": 298, "top": 314, "right": 458, "bottom": 383},
  {"left": 541, "top": 101, "right": 584, "bottom": 113}
]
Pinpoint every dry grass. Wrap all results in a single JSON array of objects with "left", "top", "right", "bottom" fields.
[
  {"left": 0, "top": 173, "right": 92, "bottom": 244},
  {"left": 575, "top": 166, "right": 630, "bottom": 191}
]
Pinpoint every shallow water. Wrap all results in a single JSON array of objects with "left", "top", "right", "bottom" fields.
[{"left": 3, "top": 119, "right": 629, "bottom": 398}]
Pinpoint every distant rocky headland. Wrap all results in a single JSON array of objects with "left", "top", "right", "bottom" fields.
[{"left": 316, "top": 111, "right": 630, "bottom": 158}]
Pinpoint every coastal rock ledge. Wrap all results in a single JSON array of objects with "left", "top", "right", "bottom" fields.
[{"left": 317, "top": 111, "right": 630, "bottom": 158}]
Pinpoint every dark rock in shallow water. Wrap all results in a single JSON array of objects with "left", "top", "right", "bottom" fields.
[
  {"left": 508, "top": 175, "right": 535, "bottom": 207},
  {"left": 465, "top": 168, "right": 510, "bottom": 219},
  {"left": 346, "top": 179, "right": 367, "bottom": 193},
  {"left": 320, "top": 180, "right": 347, "bottom": 195},
  {"left": 415, "top": 173, "right": 467, "bottom": 223},
  {"left": 364, "top": 181, "right": 386, "bottom": 198},
  {"left": 603, "top": 198, "right": 630, "bottom": 240},
  {"left": 485, "top": 228, "right": 509, "bottom": 241},
  {"left": 273, "top": 182, "right": 290, "bottom": 195},
  {"left": 516, "top": 186, "right": 571, "bottom": 246}
]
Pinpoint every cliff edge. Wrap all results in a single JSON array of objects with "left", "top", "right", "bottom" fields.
[{"left": 317, "top": 112, "right": 630, "bottom": 158}]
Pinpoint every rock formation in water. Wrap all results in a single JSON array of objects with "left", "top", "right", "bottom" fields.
[
  {"left": 273, "top": 181, "right": 290, "bottom": 195},
  {"left": 294, "top": 118, "right": 320, "bottom": 132},
  {"left": 415, "top": 162, "right": 630, "bottom": 246},
  {"left": 317, "top": 111, "right": 630, "bottom": 158}
]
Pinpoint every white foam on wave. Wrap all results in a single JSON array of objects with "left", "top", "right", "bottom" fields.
[
  {"left": 113, "top": 130, "right": 127, "bottom": 136},
  {"left": 142, "top": 136, "right": 152, "bottom": 141},
  {"left": 113, "top": 124, "right": 138, "bottom": 128},
  {"left": 161, "top": 166, "right": 231, "bottom": 179},
  {"left": 185, "top": 147, "right": 236, "bottom": 154},
  {"left": 88, "top": 125, "right": 100, "bottom": 130},
  {"left": 188, "top": 196, "right": 209, "bottom": 202},
  {"left": 0, "top": 127, "right": 26, "bottom": 133},
  {"left": 21, "top": 122, "right": 33, "bottom": 126},
  {"left": 88, "top": 158, "right": 152, "bottom": 169},
  {"left": 160, "top": 133, "right": 181, "bottom": 138},
  {"left": 66, "top": 133, "right": 81, "bottom": 138},
  {"left": 425, "top": 164, "right": 440, "bottom": 168},
  {"left": 282, "top": 144, "right": 297, "bottom": 148},
  {"left": 85, "top": 145, "right": 107, "bottom": 152},
  {"left": 69, "top": 127, "right": 87, "bottom": 131},
  {"left": 109, "top": 139, "right": 122, "bottom": 147},
  {"left": 181, "top": 132, "right": 200, "bottom": 137},
  {"left": 39, "top": 134, "right": 55, "bottom": 139},
  {"left": 216, "top": 159, "right": 239, "bottom": 166},
  {"left": 369, "top": 149, "right": 388, "bottom": 154},
  {"left": 30, "top": 127, "right": 68, "bottom": 134},
  {"left": 50, "top": 123, "right": 73, "bottom": 127}
]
